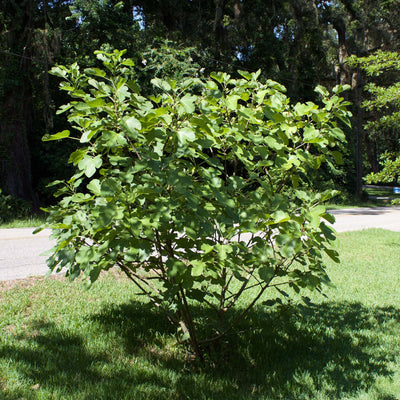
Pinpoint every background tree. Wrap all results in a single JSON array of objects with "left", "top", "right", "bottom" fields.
[
  {"left": 322, "top": 0, "right": 400, "bottom": 196},
  {"left": 3, "top": 0, "right": 400, "bottom": 207},
  {"left": 348, "top": 50, "right": 400, "bottom": 192},
  {"left": 0, "top": 0, "right": 72, "bottom": 206},
  {"left": 0, "top": 0, "right": 39, "bottom": 204}
]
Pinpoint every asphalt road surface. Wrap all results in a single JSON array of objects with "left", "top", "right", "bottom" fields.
[
  {"left": 1, "top": 206, "right": 400, "bottom": 281},
  {"left": 0, "top": 228, "right": 54, "bottom": 281}
]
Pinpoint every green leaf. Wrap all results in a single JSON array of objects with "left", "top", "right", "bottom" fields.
[
  {"left": 121, "top": 59, "right": 135, "bottom": 66},
  {"left": 100, "top": 178, "right": 121, "bottom": 197},
  {"left": 237, "top": 70, "right": 252, "bottom": 80},
  {"left": 180, "top": 94, "right": 197, "bottom": 114},
  {"left": 151, "top": 78, "right": 171, "bottom": 92},
  {"left": 265, "top": 136, "right": 283, "bottom": 150},
  {"left": 303, "top": 127, "right": 322, "bottom": 143},
  {"left": 166, "top": 259, "right": 186, "bottom": 278},
  {"left": 177, "top": 128, "right": 196, "bottom": 146},
  {"left": 324, "top": 248, "right": 340, "bottom": 263},
  {"left": 332, "top": 151, "right": 344, "bottom": 165},
  {"left": 272, "top": 210, "right": 290, "bottom": 223},
  {"left": 87, "top": 179, "right": 101, "bottom": 195},
  {"left": 259, "top": 266, "right": 274, "bottom": 282},
  {"left": 43, "top": 130, "right": 70, "bottom": 141},
  {"left": 210, "top": 72, "right": 226, "bottom": 84},
  {"left": 85, "top": 67, "right": 106, "bottom": 77},
  {"left": 201, "top": 243, "right": 214, "bottom": 254},
  {"left": 270, "top": 94, "right": 283, "bottom": 110},
  {"left": 76, "top": 245, "right": 100, "bottom": 265},
  {"left": 124, "top": 116, "right": 142, "bottom": 135},
  {"left": 311, "top": 205, "right": 325, "bottom": 217},
  {"left": 314, "top": 85, "right": 329, "bottom": 97},
  {"left": 332, "top": 84, "right": 351, "bottom": 94},
  {"left": 320, "top": 222, "right": 336, "bottom": 241},
  {"left": 321, "top": 212, "right": 335, "bottom": 224},
  {"left": 116, "top": 85, "right": 130, "bottom": 101},
  {"left": 294, "top": 103, "right": 313, "bottom": 116},
  {"left": 50, "top": 66, "right": 67, "bottom": 78},
  {"left": 86, "top": 98, "right": 105, "bottom": 108},
  {"left": 226, "top": 95, "right": 240, "bottom": 111},
  {"left": 94, "top": 203, "right": 123, "bottom": 227},
  {"left": 69, "top": 149, "right": 87, "bottom": 165},
  {"left": 331, "top": 127, "right": 346, "bottom": 142},
  {"left": 191, "top": 260, "right": 205, "bottom": 276},
  {"left": 78, "top": 155, "right": 102, "bottom": 178}
]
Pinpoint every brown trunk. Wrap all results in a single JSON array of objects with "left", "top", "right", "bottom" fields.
[
  {"left": 351, "top": 69, "right": 364, "bottom": 199},
  {"left": 332, "top": 16, "right": 350, "bottom": 86},
  {"left": 364, "top": 134, "right": 379, "bottom": 173},
  {"left": 288, "top": 0, "right": 304, "bottom": 95},
  {"left": 213, "top": 0, "right": 226, "bottom": 56},
  {"left": 0, "top": 95, "right": 34, "bottom": 202},
  {"left": 0, "top": 0, "right": 36, "bottom": 205},
  {"left": 332, "top": 13, "right": 365, "bottom": 199}
]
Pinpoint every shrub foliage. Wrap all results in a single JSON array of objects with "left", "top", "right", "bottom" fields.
[
  {"left": 42, "top": 50, "right": 351, "bottom": 361},
  {"left": 0, "top": 189, "right": 31, "bottom": 223}
]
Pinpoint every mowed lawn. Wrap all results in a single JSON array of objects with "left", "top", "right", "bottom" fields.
[{"left": 1, "top": 229, "right": 400, "bottom": 400}]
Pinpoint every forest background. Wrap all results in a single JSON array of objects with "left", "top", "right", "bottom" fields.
[{"left": 1, "top": 0, "right": 400, "bottom": 211}]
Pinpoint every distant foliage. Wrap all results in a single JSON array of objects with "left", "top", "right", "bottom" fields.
[
  {"left": 42, "top": 50, "right": 351, "bottom": 361},
  {"left": 349, "top": 51, "right": 400, "bottom": 197},
  {"left": 0, "top": 190, "right": 31, "bottom": 223}
]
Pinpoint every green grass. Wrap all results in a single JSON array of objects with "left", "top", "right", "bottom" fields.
[
  {"left": 365, "top": 186, "right": 399, "bottom": 198},
  {"left": 0, "top": 215, "right": 47, "bottom": 229},
  {"left": 327, "top": 185, "right": 400, "bottom": 209},
  {"left": 1, "top": 229, "right": 400, "bottom": 399},
  {"left": 326, "top": 201, "right": 388, "bottom": 210}
]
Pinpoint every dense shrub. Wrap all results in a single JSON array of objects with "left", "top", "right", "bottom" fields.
[
  {"left": 0, "top": 190, "right": 31, "bottom": 223},
  {"left": 41, "top": 50, "right": 351, "bottom": 361}
]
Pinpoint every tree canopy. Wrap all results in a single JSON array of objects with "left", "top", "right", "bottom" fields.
[
  {"left": 2, "top": 0, "right": 400, "bottom": 205},
  {"left": 349, "top": 51, "right": 400, "bottom": 190}
]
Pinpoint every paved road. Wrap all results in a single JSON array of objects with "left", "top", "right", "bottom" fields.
[
  {"left": 329, "top": 206, "right": 400, "bottom": 232},
  {"left": 0, "top": 228, "right": 54, "bottom": 281},
  {"left": 1, "top": 207, "right": 400, "bottom": 281}
]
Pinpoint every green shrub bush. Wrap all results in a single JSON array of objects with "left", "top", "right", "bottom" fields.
[
  {"left": 41, "top": 49, "right": 351, "bottom": 361},
  {"left": 0, "top": 189, "right": 31, "bottom": 223}
]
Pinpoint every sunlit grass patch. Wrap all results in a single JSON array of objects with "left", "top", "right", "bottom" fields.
[{"left": 0, "top": 215, "right": 47, "bottom": 229}]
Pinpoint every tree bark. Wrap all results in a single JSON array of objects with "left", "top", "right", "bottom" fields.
[
  {"left": 332, "top": 15, "right": 350, "bottom": 86},
  {"left": 0, "top": 0, "right": 36, "bottom": 204},
  {"left": 364, "top": 134, "right": 379, "bottom": 173},
  {"left": 0, "top": 96, "right": 34, "bottom": 202},
  {"left": 331, "top": 10, "right": 365, "bottom": 199},
  {"left": 213, "top": 0, "right": 226, "bottom": 57},
  {"left": 351, "top": 68, "right": 365, "bottom": 199}
]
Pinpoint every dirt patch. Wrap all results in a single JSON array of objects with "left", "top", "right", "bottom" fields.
[
  {"left": 0, "top": 275, "right": 64, "bottom": 293},
  {"left": 3, "top": 324, "right": 16, "bottom": 332},
  {"left": 0, "top": 268, "right": 127, "bottom": 294}
]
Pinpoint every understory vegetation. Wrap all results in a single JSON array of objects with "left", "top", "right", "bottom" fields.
[{"left": 1, "top": 229, "right": 400, "bottom": 400}]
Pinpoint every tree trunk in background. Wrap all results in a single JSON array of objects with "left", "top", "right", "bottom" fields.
[
  {"left": 364, "top": 134, "right": 379, "bottom": 173},
  {"left": 0, "top": 92, "right": 34, "bottom": 203},
  {"left": 332, "top": 9, "right": 365, "bottom": 200},
  {"left": 213, "top": 0, "right": 226, "bottom": 57},
  {"left": 351, "top": 68, "right": 365, "bottom": 199},
  {"left": 333, "top": 16, "right": 350, "bottom": 86},
  {"left": 0, "top": 0, "right": 36, "bottom": 205}
]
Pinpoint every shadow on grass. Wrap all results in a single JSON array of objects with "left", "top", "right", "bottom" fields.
[{"left": 1, "top": 301, "right": 399, "bottom": 399}]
